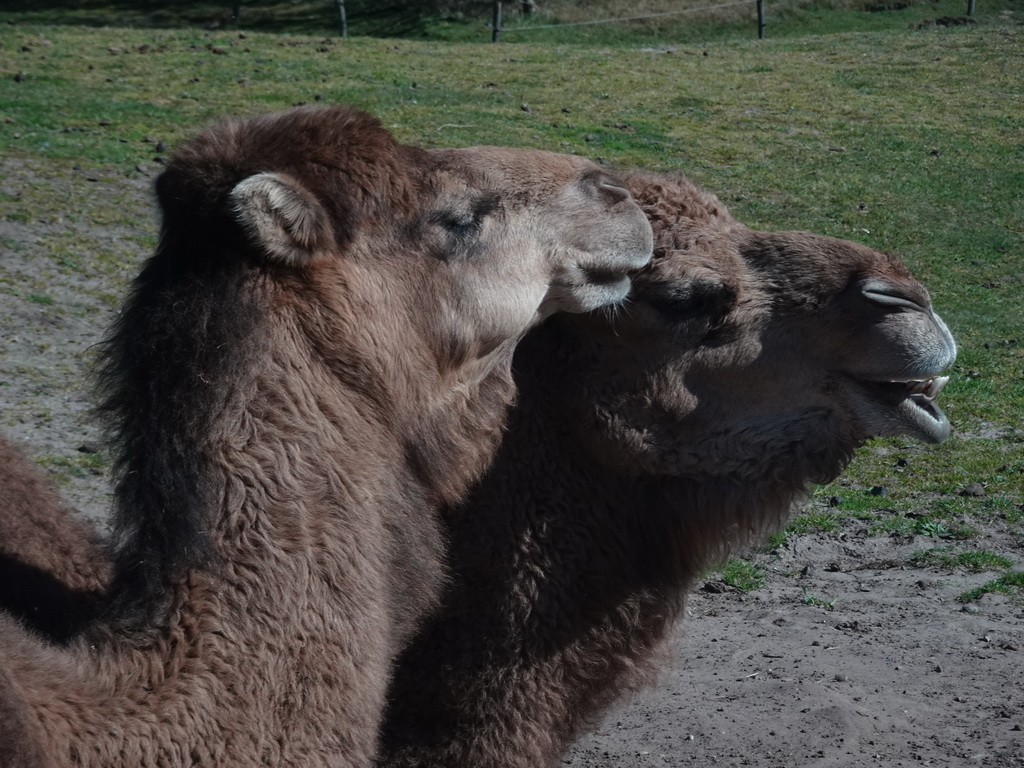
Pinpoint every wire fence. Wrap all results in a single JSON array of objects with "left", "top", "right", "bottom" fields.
[
  {"left": 491, "top": 0, "right": 766, "bottom": 41},
  {"left": 247, "top": 0, "right": 981, "bottom": 39},
  {"left": 489, "top": 0, "right": 977, "bottom": 42},
  {"left": 498, "top": 0, "right": 755, "bottom": 30}
]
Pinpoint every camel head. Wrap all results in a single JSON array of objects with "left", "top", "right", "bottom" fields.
[
  {"left": 554, "top": 171, "right": 956, "bottom": 485},
  {"left": 425, "top": 146, "right": 655, "bottom": 318},
  {"left": 91, "top": 106, "right": 656, "bottom": 603},
  {"left": 163, "top": 106, "right": 649, "bottom": 375}
]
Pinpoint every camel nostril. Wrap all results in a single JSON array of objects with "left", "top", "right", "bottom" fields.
[
  {"left": 598, "top": 180, "right": 632, "bottom": 207},
  {"left": 859, "top": 279, "right": 928, "bottom": 311}
]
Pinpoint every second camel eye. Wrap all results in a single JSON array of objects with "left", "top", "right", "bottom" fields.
[{"left": 442, "top": 211, "right": 480, "bottom": 238}]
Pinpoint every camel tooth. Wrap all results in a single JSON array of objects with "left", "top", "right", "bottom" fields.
[
  {"left": 909, "top": 376, "right": 950, "bottom": 404},
  {"left": 881, "top": 377, "right": 950, "bottom": 401},
  {"left": 927, "top": 376, "right": 949, "bottom": 398}
]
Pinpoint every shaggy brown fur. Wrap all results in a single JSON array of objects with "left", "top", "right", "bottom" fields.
[
  {"left": 0, "top": 105, "right": 652, "bottom": 766},
  {"left": 0, "top": 437, "right": 110, "bottom": 642},
  {"left": 0, "top": 169, "right": 953, "bottom": 767},
  {"left": 376, "top": 170, "right": 956, "bottom": 767}
]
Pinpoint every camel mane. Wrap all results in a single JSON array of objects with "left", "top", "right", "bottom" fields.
[{"left": 92, "top": 107, "right": 417, "bottom": 617}]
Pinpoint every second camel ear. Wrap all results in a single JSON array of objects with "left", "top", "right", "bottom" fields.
[{"left": 230, "top": 172, "right": 334, "bottom": 265}]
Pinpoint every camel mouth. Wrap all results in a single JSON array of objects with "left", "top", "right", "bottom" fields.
[
  {"left": 578, "top": 270, "right": 633, "bottom": 307},
  {"left": 862, "top": 375, "right": 951, "bottom": 444},
  {"left": 583, "top": 264, "right": 635, "bottom": 289},
  {"left": 544, "top": 266, "right": 632, "bottom": 315}
]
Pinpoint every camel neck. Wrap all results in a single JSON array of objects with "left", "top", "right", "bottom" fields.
[{"left": 2, "top": 349, "right": 441, "bottom": 766}]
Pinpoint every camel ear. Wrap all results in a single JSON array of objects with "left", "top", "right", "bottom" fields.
[{"left": 229, "top": 172, "right": 333, "bottom": 265}]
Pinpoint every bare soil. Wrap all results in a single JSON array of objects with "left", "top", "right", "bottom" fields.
[
  {"left": 567, "top": 528, "right": 1024, "bottom": 767},
  {"left": 1, "top": 160, "right": 1021, "bottom": 767}
]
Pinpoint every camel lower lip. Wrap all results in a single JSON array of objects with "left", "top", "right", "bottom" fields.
[
  {"left": 898, "top": 395, "right": 951, "bottom": 443},
  {"left": 859, "top": 376, "right": 952, "bottom": 444}
]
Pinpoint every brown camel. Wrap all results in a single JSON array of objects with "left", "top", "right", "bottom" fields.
[
  {"left": 376, "top": 169, "right": 956, "bottom": 767},
  {"left": 0, "top": 437, "right": 110, "bottom": 642},
  {"left": 0, "top": 104, "right": 653, "bottom": 766},
  {"left": 0, "top": 169, "right": 954, "bottom": 766}
]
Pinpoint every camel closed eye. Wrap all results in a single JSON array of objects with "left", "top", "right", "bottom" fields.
[
  {"left": 439, "top": 212, "right": 481, "bottom": 239},
  {"left": 431, "top": 195, "right": 502, "bottom": 254}
]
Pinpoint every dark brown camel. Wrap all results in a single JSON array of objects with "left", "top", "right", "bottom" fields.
[
  {"left": 0, "top": 437, "right": 110, "bottom": 643},
  {"left": 0, "top": 104, "right": 652, "bottom": 766},
  {"left": 376, "top": 169, "right": 956, "bottom": 767}
]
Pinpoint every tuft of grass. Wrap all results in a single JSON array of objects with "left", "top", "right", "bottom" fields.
[
  {"left": 800, "top": 590, "right": 837, "bottom": 610},
  {"left": 957, "top": 572, "right": 1024, "bottom": 604},
  {"left": 717, "top": 559, "right": 766, "bottom": 592},
  {"left": 868, "top": 514, "right": 977, "bottom": 540},
  {"left": 37, "top": 452, "right": 108, "bottom": 480},
  {"left": 0, "top": 235, "right": 24, "bottom": 252},
  {"left": 909, "top": 547, "right": 1014, "bottom": 573},
  {"left": 787, "top": 512, "right": 843, "bottom": 535},
  {"left": 767, "top": 510, "right": 843, "bottom": 548}
]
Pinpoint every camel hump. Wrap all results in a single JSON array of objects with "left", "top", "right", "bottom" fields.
[{"left": 229, "top": 171, "right": 333, "bottom": 265}]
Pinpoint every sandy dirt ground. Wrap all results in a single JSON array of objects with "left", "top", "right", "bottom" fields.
[
  {"left": 567, "top": 530, "right": 1024, "bottom": 767},
  {"left": 1, "top": 158, "right": 1021, "bottom": 767}
]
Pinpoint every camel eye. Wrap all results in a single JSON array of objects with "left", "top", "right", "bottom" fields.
[
  {"left": 430, "top": 194, "right": 501, "bottom": 255},
  {"left": 644, "top": 273, "right": 737, "bottom": 326},
  {"left": 440, "top": 211, "right": 481, "bottom": 239}
]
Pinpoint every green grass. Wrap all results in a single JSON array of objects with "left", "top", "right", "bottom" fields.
[
  {"left": 718, "top": 558, "right": 766, "bottom": 592},
  {"left": 767, "top": 510, "right": 843, "bottom": 547},
  {"left": 37, "top": 451, "right": 109, "bottom": 480},
  {"left": 957, "top": 572, "right": 1024, "bottom": 604},
  {"left": 868, "top": 515, "right": 978, "bottom": 540},
  {"left": 787, "top": 512, "right": 843, "bottom": 535},
  {"left": 909, "top": 547, "right": 1014, "bottom": 572},
  {"left": 0, "top": 12, "right": 1020, "bottom": 555},
  {"left": 800, "top": 590, "right": 838, "bottom": 610}
]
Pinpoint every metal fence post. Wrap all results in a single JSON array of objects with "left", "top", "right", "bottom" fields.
[
  {"left": 757, "top": 0, "right": 766, "bottom": 39},
  {"left": 492, "top": 2, "right": 503, "bottom": 42},
  {"left": 967, "top": 0, "right": 975, "bottom": 16},
  {"left": 337, "top": 0, "right": 347, "bottom": 37}
]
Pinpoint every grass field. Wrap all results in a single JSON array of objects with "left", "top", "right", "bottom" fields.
[{"left": 1, "top": 6, "right": 1021, "bottom": 589}]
